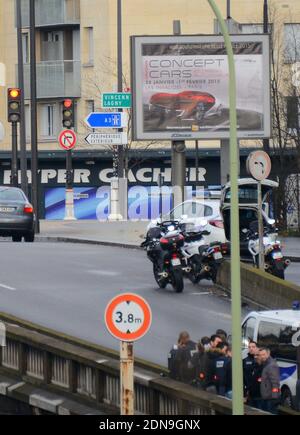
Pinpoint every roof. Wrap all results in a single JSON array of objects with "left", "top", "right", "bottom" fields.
[{"left": 250, "top": 310, "right": 300, "bottom": 326}]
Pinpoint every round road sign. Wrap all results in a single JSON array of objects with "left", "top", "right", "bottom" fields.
[
  {"left": 58, "top": 129, "right": 77, "bottom": 151},
  {"left": 246, "top": 150, "right": 272, "bottom": 181},
  {"left": 104, "top": 293, "right": 152, "bottom": 342}
]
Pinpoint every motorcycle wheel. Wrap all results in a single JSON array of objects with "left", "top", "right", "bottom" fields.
[
  {"left": 210, "top": 264, "right": 219, "bottom": 284},
  {"left": 170, "top": 268, "right": 184, "bottom": 293},
  {"left": 153, "top": 263, "right": 167, "bottom": 289},
  {"left": 188, "top": 256, "right": 202, "bottom": 284},
  {"left": 272, "top": 268, "right": 285, "bottom": 280}
]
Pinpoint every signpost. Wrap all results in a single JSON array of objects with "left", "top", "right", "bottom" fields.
[
  {"left": 246, "top": 150, "right": 272, "bottom": 271},
  {"left": 101, "top": 92, "right": 132, "bottom": 109},
  {"left": 105, "top": 293, "right": 152, "bottom": 415},
  {"left": 58, "top": 130, "right": 77, "bottom": 220},
  {"left": 85, "top": 132, "right": 128, "bottom": 146},
  {"left": 85, "top": 112, "right": 128, "bottom": 129}
]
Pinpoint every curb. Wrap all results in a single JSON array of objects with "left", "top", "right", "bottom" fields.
[{"left": 36, "top": 235, "right": 142, "bottom": 250}]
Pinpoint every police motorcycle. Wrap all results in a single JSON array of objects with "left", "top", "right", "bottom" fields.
[
  {"left": 242, "top": 222, "right": 290, "bottom": 280},
  {"left": 141, "top": 221, "right": 185, "bottom": 293},
  {"left": 180, "top": 221, "right": 224, "bottom": 284}
]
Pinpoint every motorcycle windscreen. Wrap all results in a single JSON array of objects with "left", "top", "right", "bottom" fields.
[{"left": 222, "top": 207, "right": 266, "bottom": 241}]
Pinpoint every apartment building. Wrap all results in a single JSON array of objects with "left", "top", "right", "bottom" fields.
[{"left": 0, "top": 0, "right": 299, "bottom": 153}]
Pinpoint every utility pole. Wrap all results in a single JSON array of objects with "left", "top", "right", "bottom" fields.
[
  {"left": 263, "top": 0, "right": 270, "bottom": 153},
  {"left": 29, "top": 0, "right": 40, "bottom": 233},
  {"left": 16, "top": 0, "right": 28, "bottom": 196},
  {"left": 208, "top": 0, "right": 244, "bottom": 415},
  {"left": 172, "top": 20, "right": 186, "bottom": 209}
]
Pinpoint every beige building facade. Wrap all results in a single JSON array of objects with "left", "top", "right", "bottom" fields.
[{"left": 0, "top": 0, "right": 300, "bottom": 152}]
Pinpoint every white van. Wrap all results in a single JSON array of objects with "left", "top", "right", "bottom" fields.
[{"left": 242, "top": 307, "right": 300, "bottom": 408}]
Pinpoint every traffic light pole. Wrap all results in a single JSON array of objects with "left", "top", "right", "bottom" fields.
[
  {"left": 29, "top": 0, "right": 40, "bottom": 234},
  {"left": 64, "top": 149, "right": 76, "bottom": 221},
  {"left": 11, "top": 122, "right": 18, "bottom": 187},
  {"left": 16, "top": 0, "right": 28, "bottom": 196}
]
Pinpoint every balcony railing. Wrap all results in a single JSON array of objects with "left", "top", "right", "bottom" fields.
[
  {"left": 20, "top": 0, "right": 80, "bottom": 27},
  {"left": 23, "top": 60, "right": 81, "bottom": 99}
]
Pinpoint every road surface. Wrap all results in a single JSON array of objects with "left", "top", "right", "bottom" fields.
[
  {"left": 0, "top": 242, "right": 233, "bottom": 366},
  {"left": 286, "top": 262, "right": 300, "bottom": 286}
]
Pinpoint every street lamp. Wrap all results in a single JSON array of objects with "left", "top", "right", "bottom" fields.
[{"left": 207, "top": 0, "right": 244, "bottom": 415}]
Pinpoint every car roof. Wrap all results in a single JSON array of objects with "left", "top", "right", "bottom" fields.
[
  {"left": 224, "top": 178, "right": 279, "bottom": 189},
  {"left": 249, "top": 310, "right": 300, "bottom": 326}
]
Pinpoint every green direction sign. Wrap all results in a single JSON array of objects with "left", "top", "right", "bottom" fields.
[{"left": 101, "top": 92, "right": 132, "bottom": 109}]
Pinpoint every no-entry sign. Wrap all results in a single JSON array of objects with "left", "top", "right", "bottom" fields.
[
  {"left": 58, "top": 129, "right": 77, "bottom": 151},
  {"left": 104, "top": 293, "right": 152, "bottom": 342}
]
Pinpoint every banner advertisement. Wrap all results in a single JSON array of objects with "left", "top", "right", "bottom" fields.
[{"left": 131, "top": 35, "right": 271, "bottom": 140}]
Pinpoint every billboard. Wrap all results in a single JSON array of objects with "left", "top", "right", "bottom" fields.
[{"left": 131, "top": 35, "right": 271, "bottom": 141}]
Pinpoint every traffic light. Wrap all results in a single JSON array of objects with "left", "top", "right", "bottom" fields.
[
  {"left": 7, "top": 88, "right": 21, "bottom": 123},
  {"left": 62, "top": 99, "right": 74, "bottom": 128}
]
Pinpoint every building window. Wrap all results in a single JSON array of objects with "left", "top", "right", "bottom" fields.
[
  {"left": 284, "top": 24, "right": 300, "bottom": 63},
  {"left": 40, "top": 104, "right": 57, "bottom": 140},
  {"left": 287, "top": 96, "right": 300, "bottom": 131},
  {"left": 85, "top": 27, "right": 94, "bottom": 65},
  {"left": 22, "top": 32, "right": 29, "bottom": 63},
  {"left": 241, "top": 23, "right": 272, "bottom": 34},
  {"left": 86, "top": 99, "right": 94, "bottom": 115}
]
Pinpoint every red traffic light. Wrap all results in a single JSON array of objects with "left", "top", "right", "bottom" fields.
[{"left": 63, "top": 99, "right": 73, "bottom": 109}]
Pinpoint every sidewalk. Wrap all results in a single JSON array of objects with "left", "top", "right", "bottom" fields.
[
  {"left": 39, "top": 220, "right": 149, "bottom": 247},
  {"left": 39, "top": 220, "right": 299, "bottom": 258}
]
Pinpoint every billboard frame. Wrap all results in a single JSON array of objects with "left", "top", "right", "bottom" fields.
[{"left": 131, "top": 34, "right": 271, "bottom": 141}]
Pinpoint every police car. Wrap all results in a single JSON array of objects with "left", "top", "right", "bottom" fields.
[{"left": 242, "top": 303, "right": 300, "bottom": 408}]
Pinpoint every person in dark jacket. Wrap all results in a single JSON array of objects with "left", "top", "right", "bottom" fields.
[
  {"left": 191, "top": 342, "right": 210, "bottom": 389},
  {"left": 213, "top": 342, "right": 231, "bottom": 396},
  {"left": 168, "top": 331, "right": 197, "bottom": 383},
  {"left": 243, "top": 341, "right": 258, "bottom": 397},
  {"left": 247, "top": 350, "right": 263, "bottom": 409},
  {"left": 205, "top": 347, "right": 223, "bottom": 394},
  {"left": 259, "top": 347, "right": 281, "bottom": 414}
]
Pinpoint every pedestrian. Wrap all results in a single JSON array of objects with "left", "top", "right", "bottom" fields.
[
  {"left": 216, "top": 329, "right": 228, "bottom": 342},
  {"left": 247, "top": 350, "right": 263, "bottom": 410},
  {"left": 205, "top": 340, "right": 224, "bottom": 394},
  {"left": 191, "top": 341, "right": 210, "bottom": 389},
  {"left": 213, "top": 342, "right": 231, "bottom": 396},
  {"left": 168, "top": 331, "right": 197, "bottom": 383},
  {"left": 201, "top": 336, "right": 211, "bottom": 351},
  {"left": 225, "top": 346, "right": 232, "bottom": 399},
  {"left": 259, "top": 347, "right": 281, "bottom": 414},
  {"left": 243, "top": 341, "right": 259, "bottom": 397},
  {"left": 210, "top": 334, "right": 223, "bottom": 349}
]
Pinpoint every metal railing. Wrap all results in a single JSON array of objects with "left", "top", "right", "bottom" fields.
[
  {"left": 0, "top": 319, "right": 275, "bottom": 416},
  {"left": 20, "top": 0, "right": 80, "bottom": 27},
  {"left": 23, "top": 60, "right": 81, "bottom": 99}
]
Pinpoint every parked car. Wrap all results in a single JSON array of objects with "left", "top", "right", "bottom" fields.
[
  {"left": 0, "top": 186, "right": 35, "bottom": 242},
  {"left": 147, "top": 198, "right": 226, "bottom": 245},
  {"left": 242, "top": 306, "right": 300, "bottom": 409},
  {"left": 220, "top": 178, "right": 279, "bottom": 256}
]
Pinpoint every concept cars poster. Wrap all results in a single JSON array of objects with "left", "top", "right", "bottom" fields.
[{"left": 131, "top": 35, "right": 271, "bottom": 140}]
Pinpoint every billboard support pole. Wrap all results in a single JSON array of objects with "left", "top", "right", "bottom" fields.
[
  {"left": 208, "top": 0, "right": 244, "bottom": 415},
  {"left": 172, "top": 20, "right": 186, "bottom": 208}
]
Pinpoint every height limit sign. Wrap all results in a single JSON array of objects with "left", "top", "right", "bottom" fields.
[{"left": 105, "top": 293, "right": 152, "bottom": 342}]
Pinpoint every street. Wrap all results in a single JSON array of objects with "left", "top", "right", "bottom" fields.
[
  {"left": 286, "top": 262, "right": 300, "bottom": 286},
  {"left": 0, "top": 242, "right": 233, "bottom": 366}
]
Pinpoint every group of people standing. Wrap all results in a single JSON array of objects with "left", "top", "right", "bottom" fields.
[{"left": 169, "top": 331, "right": 281, "bottom": 414}]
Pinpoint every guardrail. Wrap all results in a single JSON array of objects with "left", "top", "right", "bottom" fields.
[{"left": 0, "top": 313, "right": 270, "bottom": 416}]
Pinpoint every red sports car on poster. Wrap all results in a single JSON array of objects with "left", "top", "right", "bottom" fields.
[{"left": 149, "top": 91, "right": 216, "bottom": 122}]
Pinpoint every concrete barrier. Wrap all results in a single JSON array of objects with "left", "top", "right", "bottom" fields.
[{"left": 217, "top": 261, "right": 300, "bottom": 309}]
